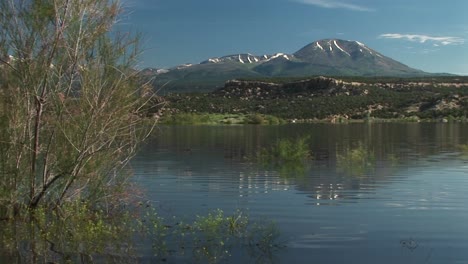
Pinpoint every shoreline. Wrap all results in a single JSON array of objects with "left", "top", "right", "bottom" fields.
[{"left": 156, "top": 112, "right": 468, "bottom": 125}]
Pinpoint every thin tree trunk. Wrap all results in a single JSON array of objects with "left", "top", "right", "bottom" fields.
[{"left": 29, "top": 96, "right": 44, "bottom": 206}]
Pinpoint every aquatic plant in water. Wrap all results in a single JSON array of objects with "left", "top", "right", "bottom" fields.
[
  {"left": 336, "top": 142, "right": 376, "bottom": 176},
  {"left": 0, "top": 202, "right": 137, "bottom": 263},
  {"left": 140, "top": 209, "right": 283, "bottom": 264},
  {"left": 258, "top": 137, "right": 312, "bottom": 177},
  {"left": 1, "top": 205, "right": 282, "bottom": 263},
  {"left": 459, "top": 143, "right": 468, "bottom": 154}
]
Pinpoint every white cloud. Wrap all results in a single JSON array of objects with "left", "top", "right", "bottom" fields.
[
  {"left": 293, "top": 0, "right": 374, "bottom": 12},
  {"left": 380, "top": 33, "right": 465, "bottom": 46}
]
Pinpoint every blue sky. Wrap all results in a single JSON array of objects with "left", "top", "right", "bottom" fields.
[{"left": 121, "top": 0, "right": 468, "bottom": 75}]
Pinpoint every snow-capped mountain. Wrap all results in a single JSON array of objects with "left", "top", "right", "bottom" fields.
[
  {"left": 201, "top": 53, "right": 291, "bottom": 65},
  {"left": 147, "top": 39, "right": 429, "bottom": 93},
  {"left": 295, "top": 39, "right": 379, "bottom": 59}
]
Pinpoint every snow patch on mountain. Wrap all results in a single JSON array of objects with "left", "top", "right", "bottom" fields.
[
  {"left": 174, "top": 63, "right": 193, "bottom": 70},
  {"left": 316, "top": 42, "right": 324, "bottom": 51},
  {"left": 238, "top": 55, "right": 244, "bottom": 64},
  {"left": 355, "top": 41, "right": 366, "bottom": 47},
  {"left": 334, "top": 40, "right": 351, "bottom": 56},
  {"left": 268, "top": 53, "right": 290, "bottom": 61}
]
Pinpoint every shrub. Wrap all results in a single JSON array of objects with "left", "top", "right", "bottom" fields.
[{"left": 244, "top": 113, "right": 265, "bottom": 124}]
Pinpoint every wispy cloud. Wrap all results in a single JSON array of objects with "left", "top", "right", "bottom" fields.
[
  {"left": 380, "top": 33, "right": 465, "bottom": 46},
  {"left": 293, "top": 0, "right": 374, "bottom": 12}
]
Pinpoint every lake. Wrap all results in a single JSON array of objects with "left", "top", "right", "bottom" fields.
[{"left": 132, "top": 123, "right": 468, "bottom": 263}]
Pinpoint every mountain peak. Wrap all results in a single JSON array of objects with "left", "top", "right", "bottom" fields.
[
  {"left": 151, "top": 39, "right": 428, "bottom": 93},
  {"left": 295, "top": 39, "right": 379, "bottom": 60}
]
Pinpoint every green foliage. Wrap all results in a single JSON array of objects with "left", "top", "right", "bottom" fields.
[
  {"left": 244, "top": 113, "right": 264, "bottom": 124},
  {"left": 159, "top": 112, "right": 285, "bottom": 125},
  {"left": 458, "top": 144, "right": 468, "bottom": 157},
  {"left": 1, "top": 204, "right": 283, "bottom": 263},
  {"left": 258, "top": 137, "right": 312, "bottom": 177},
  {"left": 243, "top": 113, "right": 286, "bottom": 125},
  {"left": 0, "top": 201, "right": 136, "bottom": 263},
  {"left": 263, "top": 114, "right": 285, "bottom": 125},
  {"left": 137, "top": 208, "right": 282, "bottom": 263},
  {"left": 31, "top": 0, "right": 55, "bottom": 23},
  {"left": 159, "top": 112, "right": 213, "bottom": 125},
  {"left": 0, "top": 2, "right": 284, "bottom": 263},
  {"left": 190, "top": 209, "right": 249, "bottom": 263},
  {"left": 260, "top": 137, "right": 311, "bottom": 164},
  {"left": 161, "top": 78, "right": 468, "bottom": 121},
  {"left": 0, "top": 0, "right": 154, "bottom": 212},
  {"left": 402, "top": 116, "right": 421, "bottom": 122},
  {"left": 336, "top": 143, "right": 376, "bottom": 176}
]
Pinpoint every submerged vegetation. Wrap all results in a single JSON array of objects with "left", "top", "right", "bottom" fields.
[
  {"left": 0, "top": 203, "right": 282, "bottom": 263},
  {"left": 336, "top": 143, "right": 376, "bottom": 176},
  {"left": 459, "top": 144, "right": 468, "bottom": 156},
  {"left": 1, "top": 201, "right": 137, "bottom": 263},
  {"left": 257, "top": 137, "right": 312, "bottom": 177}
]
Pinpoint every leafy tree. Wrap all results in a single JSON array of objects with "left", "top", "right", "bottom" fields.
[{"left": 0, "top": 0, "right": 154, "bottom": 215}]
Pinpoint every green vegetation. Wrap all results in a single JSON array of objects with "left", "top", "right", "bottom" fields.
[
  {"left": 1, "top": 201, "right": 137, "bottom": 263},
  {"left": 258, "top": 137, "right": 312, "bottom": 177},
  {"left": 142, "top": 208, "right": 282, "bottom": 263},
  {"left": 459, "top": 144, "right": 468, "bottom": 160},
  {"left": 141, "top": 208, "right": 281, "bottom": 263},
  {"left": 0, "top": 2, "right": 283, "bottom": 263},
  {"left": 0, "top": 0, "right": 155, "bottom": 215},
  {"left": 159, "top": 112, "right": 286, "bottom": 125},
  {"left": 161, "top": 77, "right": 468, "bottom": 122},
  {"left": 1, "top": 203, "right": 282, "bottom": 263},
  {"left": 239, "top": 75, "right": 468, "bottom": 85},
  {"left": 336, "top": 143, "right": 376, "bottom": 176}
]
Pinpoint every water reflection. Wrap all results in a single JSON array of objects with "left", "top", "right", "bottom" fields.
[
  {"left": 5, "top": 123, "right": 468, "bottom": 263},
  {"left": 135, "top": 123, "right": 468, "bottom": 207},
  {"left": 132, "top": 123, "right": 468, "bottom": 263}
]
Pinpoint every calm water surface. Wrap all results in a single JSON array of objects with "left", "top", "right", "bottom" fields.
[{"left": 132, "top": 123, "right": 468, "bottom": 264}]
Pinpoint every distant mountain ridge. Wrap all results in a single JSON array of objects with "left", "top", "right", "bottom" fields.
[{"left": 144, "top": 39, "right": 431, "bottom": 93}]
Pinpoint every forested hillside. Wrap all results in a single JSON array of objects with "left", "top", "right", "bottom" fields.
[{"left": 157, "top": 76, "right": 468, "bottom": 121}]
